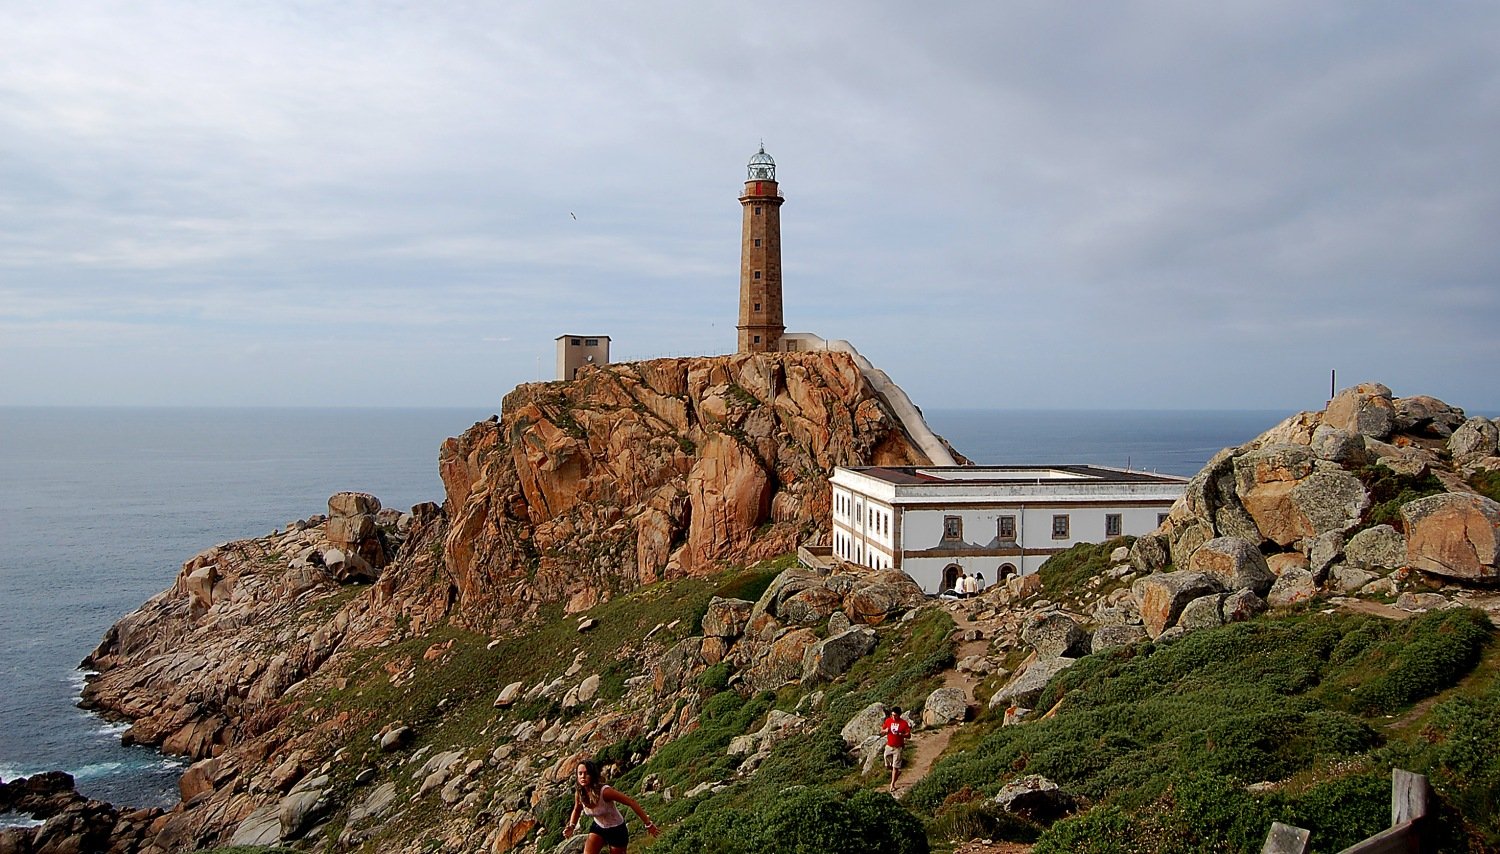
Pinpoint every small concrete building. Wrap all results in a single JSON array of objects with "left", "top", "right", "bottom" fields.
[
  {"left": 830, "top": 465, "right": 1187, "bottom": 594},
  {"left": 555, "top": 335, "right": 610, "bottom": 381}
]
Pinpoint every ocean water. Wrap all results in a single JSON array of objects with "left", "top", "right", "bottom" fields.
[
  {"left": 0, "top": 407, "right": 493, "bottom": 811},
  {"left": 0, "top": 405, "right": 1278, "bottom": 811}
]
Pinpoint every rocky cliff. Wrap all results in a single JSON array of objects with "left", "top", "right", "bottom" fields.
[{"left": 435, "top": 352, "right": 945, "bottom": 629}]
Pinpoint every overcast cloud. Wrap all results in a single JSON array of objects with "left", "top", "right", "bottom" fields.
[{"left": 2, "top": 1, "right": 1496, "bottom": 411}]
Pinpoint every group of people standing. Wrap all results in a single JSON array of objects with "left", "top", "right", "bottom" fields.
[{"left": 954, "top": 569, "right": 985, "bottom": 598}]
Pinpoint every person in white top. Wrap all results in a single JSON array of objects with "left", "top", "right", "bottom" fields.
[{"left": 564, "top": 759, "right": 660, "bottom": 853}]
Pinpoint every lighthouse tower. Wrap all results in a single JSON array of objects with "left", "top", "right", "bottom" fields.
[{"left": 737, "top": 145, "right": 784, "bottom": 353}]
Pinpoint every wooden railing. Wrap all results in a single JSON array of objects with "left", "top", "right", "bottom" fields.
[{"left": 1261, "top": 768, "right": 1430, "bottom": 854}]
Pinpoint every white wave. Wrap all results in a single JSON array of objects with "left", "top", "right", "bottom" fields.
[
  {"left": 93, "top": 721, "right": 131, "bottom": 737},
  {"left": 0, "top": 815, "right": 45, "bottom": 829},
  {"left": 70, "top": 761, "right": 123, "bottom": 780},
  {"left": 68, "top": 669, "right": 98, "bottom": 691},
  {"left": 0, "top": 762, "right": 35, "bottom": 781}
]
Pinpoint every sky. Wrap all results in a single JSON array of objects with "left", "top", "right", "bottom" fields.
[{"left": 2, "top": 2, "right": 1497, "bottom": 412}]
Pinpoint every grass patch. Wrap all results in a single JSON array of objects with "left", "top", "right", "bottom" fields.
[{"left": 1035, "top": 537, "right": 1134, "bottom": 607}]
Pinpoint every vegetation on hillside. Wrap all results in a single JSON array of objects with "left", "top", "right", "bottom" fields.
[{"left": 200, "top": 539, "right": 1500, "bottom": 853}]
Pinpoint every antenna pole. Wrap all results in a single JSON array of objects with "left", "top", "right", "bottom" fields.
[{"left": 1330, "top": 369, "right": 1336, "bottom": 400}]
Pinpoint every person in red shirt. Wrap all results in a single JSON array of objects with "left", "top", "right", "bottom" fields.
[{"left": 881, "top": 706, "right": 912, "bottom": 792}]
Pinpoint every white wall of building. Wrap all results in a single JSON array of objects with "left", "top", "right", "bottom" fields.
[{"left": 829, "top": 466, "right": 1183, "bottom": 595}]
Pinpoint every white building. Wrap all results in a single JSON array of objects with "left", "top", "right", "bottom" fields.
[{"left": 829, "top": 465, "right": 1187, "bottom": 594}]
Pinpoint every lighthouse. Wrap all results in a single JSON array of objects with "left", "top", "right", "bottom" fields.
[{"left": 737, "top": 145, "right": 785, "bottom": 353}]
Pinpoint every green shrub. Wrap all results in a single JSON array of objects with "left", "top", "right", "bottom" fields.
[
  {"left": 1353, "top": 464, "right": 1446, "bottom": 532},
  {"left": 927, "top": 792, "right": 1042, "bottom": 844},
  {"left": 652, "top": 786, "right": 928, "bottom": 854},
  {"left": 1328, "top": 609, "right": 1491, "bottom": 715},
  {"left": 698, "top": 662, "right": 731, "bottom": 694},
  {"left": 1471, "top": 470, "right": 1500, "bottom": 503}
]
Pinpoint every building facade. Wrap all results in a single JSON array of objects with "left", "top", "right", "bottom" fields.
[
  {"left": 555, "top": 334, "right": 611, "bottom": 380},
  {"left": 737, "top": 145, "right": 785, "bottom": 353},
  {"left": 830, "top": 465, "right": 1187, "bottom": 594}
]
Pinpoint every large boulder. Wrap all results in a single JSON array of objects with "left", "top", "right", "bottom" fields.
[
  {"left": 801, "top": 626, "right": 877, "bottom": 683},
  {"left": 993, "top": 657, "right": 1077, "bottom": 708},
  {"left": 1323, "top": 383, "right": 1396, "bottom": 439},
  {"left": 278, "top": 774, "right": 331, "bottom": 840},
  {"left": 1129, "top": 533, "right": 1172, "bottom": 575},
  {"left": 743, "top": 628, "right": 819, "bottom": 692},
  {"left": 1311, "top": 425, "right": 1364, "bottom": 464},
  {"left": 1402, "top": 493, "right": 1500, "bottom": 581},
  {"left": 1090, "top": 623, "right": 1148, "bottom": 653},
  {"left": 840, "top": 702, "right": 888, "bottom": 748},
  {"left": 1395, "top": 395, "right": 1467, "bottom": 438},
  {"left": 1177, "top": 594, "right": 1227, "bottom": 632},
  {"left": 652, "top": 637, "right": 705, "bottom": 694},
  {"left": 780, "top": 586, "right": 843, "bottom": 625},
  {"left": 750, "top": 568, "right": 825, "bottom": 623},
  {"left": 921, "top": 687, "right": 970, "bottom": 727},
  {"left": 843, "top": 570, "right": 926, "bottom": 624},
  {"left": 1267, "top": 568, "right": 1319, "bottom": 608},
  {"left": 1234, "top": 447, "right": 1367, "bottom": 546},
  {"left": 1449, "top": 418, "right": 1499, "bottom": 466},
  {"left": 1020, "top": 612, "right": 1086, "bottom": 659},
  {"left": 701, "top": 597, "right": 754, "bottom": 639},
  {"left": 325, "top": 491, "right": 388, "bottom": 571},
  {"left": 1343, "top": 525, "right": 1407, "bottom": 571},
  {"left": 993, "top": 775, "right": 1076, "bottom": 823},
  {"left": 1222, "top": 588, "right": 1268, "bottom": 622},
  {"left": 1132, "top": 572, "right": 1225, "bottom": 638},
  {"left": 1187, "top": 537, "right": 1274, "bottom": 596}
]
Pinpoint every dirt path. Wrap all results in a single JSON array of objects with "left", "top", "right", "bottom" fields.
[
  {"left": 896, "top": 605, "right": 990, "bottom": 795},
  {"left": 895, "top": 603, "right": 1034, "bottom": 852}
]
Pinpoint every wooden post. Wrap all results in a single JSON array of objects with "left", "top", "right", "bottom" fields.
[
  {"left": 1391, "top": 768, "right": 1429, "bottom": 825},
  {"left": 1262, "top": 821, "right": 1311, "bottom": 854}
]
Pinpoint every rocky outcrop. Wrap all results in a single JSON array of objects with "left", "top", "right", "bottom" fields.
[
  {"left": 0, "top": 772, "right": 164, "bottom": 854},
  {"left": 436, "top": 353, "right": 944, "bottom": 630},
  {"left": 1131, "top": 385, "right": 1500, "bottom": 619},
  {"left": 79, "top": 506, "right": 431, "bottom": 763}
]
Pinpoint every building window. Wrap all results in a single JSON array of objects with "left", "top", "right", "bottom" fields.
[
  {"left": 753, "top": 335, "right": 761, "bottom": 344},
  {"left": 753, "top": 238, "right": 762, "bottom": 247},
  {"left": 1051, "top": 514, "right": 1070, "bottom": 539},
  {"left": 585, "top": 338, "right": 598, "bottom": 346},
  {"left": 1106, "top": 514, "right": 1122, "bottom": 537},
  {"left": 571, "top": 338, "right": 581, "bottom": 345},
  {"left": 1158, "top": 513, "right": 1170, "bottom": 527},
  {"left": 998, "top": 515, "right": 1016, "bottom": 540},
  {"left": 943, "top": 515, "right": 962, "bottom": 540},
  {"left": 754, "top": 303, "right": 761, "bottom": 311},
  {"left": 754, "top": 206, "right": 762, "bottom": 215},
  {"left": 754, "top": 270, "right": 762, "bottom": 280}
]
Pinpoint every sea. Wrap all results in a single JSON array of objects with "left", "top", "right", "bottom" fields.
[{"left": 0, "top": 405, "right": 1287, "bottom": 817}]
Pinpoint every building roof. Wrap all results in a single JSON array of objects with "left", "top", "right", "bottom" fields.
[
  {"left": 847, "top": 465, "right": 1187, "bottom": 486},
  {"left": 832, "top": 465, "right": 1187, "bottom": 506},
  {"left": 554, "top": 334, "right": 612, "bottom": 341}
]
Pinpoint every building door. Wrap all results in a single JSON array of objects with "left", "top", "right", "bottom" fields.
[
  {"left": 999, "top": 563, "right": 1018, "bottom": 580},
  {"left": 942, "top": 564, "right": 962, "bottom": 592}
]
